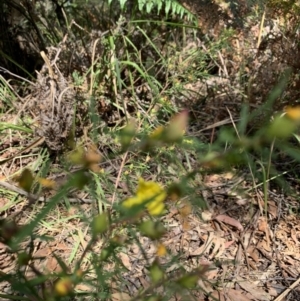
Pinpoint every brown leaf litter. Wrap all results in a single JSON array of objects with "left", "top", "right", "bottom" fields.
[{"left": 1, "top": 171, "right": 300, "bottom": 300}]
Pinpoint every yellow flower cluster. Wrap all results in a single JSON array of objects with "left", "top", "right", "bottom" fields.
[{"left": 122, "top": 178, "right": 167, "bottom": 216}]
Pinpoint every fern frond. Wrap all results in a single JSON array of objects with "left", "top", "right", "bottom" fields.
[{"left": 109, "top": 0, "right": 195, "bottom": 22}]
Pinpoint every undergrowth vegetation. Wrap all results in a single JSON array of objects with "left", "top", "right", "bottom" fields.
[{"left": 1, "top": 0, "right": 300, "bottom": 300}]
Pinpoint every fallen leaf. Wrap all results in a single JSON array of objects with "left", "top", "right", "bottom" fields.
[
  {"left": 206, "top": 268, "right": 218, "bottom": 280},
  {"left": 257, "top": 240, "right": 271, "bottom": 253},
  {"left": 226, "top": 288, "right": 252, "bottom": 301},
  {"left": 209, "top": 290, "right": 226, "bottom": 301},
  {"left": 248, "top": 246, "right": 260, "bottom": 263},
  {"left": 224, "top": 240, "right": 235, "bottom": 248},
  {"left": 190, "top": 232, "right": 214, "bottom": 256},
  {"left": 237, "top": 278, "right": 271, "bottom": 301},
  {"left": 214, "top": 215, "right": 244, "bottom": 231},
  {"left": 46, "top": 257, "right": 60, "bottom": 273},
  {"left": 257, "top": 217, "right": 271, "bottom": 252},
  {"left": 119, "top": 252, "right": 131, "bottom": 271},
  {"left": 267, "top": 201, "right": 277, "bottom": 219},
  {"left": 266, "top": 285, "right": 278, "bottom": 297},
  {"left": 210, "top": 289, "right": 250, "bottom": 301},
  {"left": 209, "top": 235, "right": 226, "bottom": 259},
  {"left": 257, "top": 217, "right": 268, "bottom": 233},
  {"left": 202, "top": 211, "right": 213, "bottom": 221},
  {"left": 111, "top": 292, "right": 131, "bottom": 301},
  {"left": 291, "top": 228, "right": 299, "bottom": 244},
  {"left": 34, "top": 247, "right": 51, "bottom": 257},
  {"left": 76, "top": 283, "right": 93, "bottom": 292}
]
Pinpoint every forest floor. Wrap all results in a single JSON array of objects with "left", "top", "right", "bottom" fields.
[{"left": 0, "top": 1, "right": 300, "bottom": 300}]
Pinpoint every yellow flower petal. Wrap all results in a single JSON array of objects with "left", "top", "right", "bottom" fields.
[
  {"left": 37, "top": 177, "right": 57, "bottom": 189},
  {"left": 122, "top": 196, "right": 141, "bottom": 208},
  {"left": 285, "top": 106, "right": 300, "bottom": 121},
  {"left": 147, "top": 201, "right": 165, "bottom": 216},
  {"left": 122, "top": 178, "right": 166, "bottom": 216},
  {"left": 156, "top": 243, "right": 167, "bottom": 257}
]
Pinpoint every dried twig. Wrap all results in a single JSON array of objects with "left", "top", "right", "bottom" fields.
[
  {"left": 0, "top": 180, "right": 93, "bottom": 204},
  {"left": 273, "top": 277, "right": 300, "bottom": 301},
  {"left": 0, "top": 137, "right": 45, "bottom": 165}
]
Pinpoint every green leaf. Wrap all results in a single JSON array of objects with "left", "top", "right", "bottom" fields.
[
  {"left": 120, "top": 0, "right": 127, "bottom": 10},
  {"left": 17, "top": 252, "right": 31, "bottom": 266},
  {"left": 267, "top": 115, "right": 296, "bottom": 139},
  {"left": 149, "top": 261, "right": 164, "bottom": 283},
  {"left": 139, "top": 220, "right": 166, "bottom": 240},
  {"left": 92, "top": 213, "right": 109, "bottom": 236},
  {"left": 100, "top": 248, "right": 111, "bottom": 261},
  {"left": 176, "top": 274, "right": 198, "bottom": 289},
  {"left": 68, "top": 170, "right": 90, "bottom": 190},
  {"left": 165, "top": 0, "right": 171, "bottom": 15},
  {"left": 0, "top": 219, "right": 19, "bottom": 243},
  {"left": 119, "top": 120, "right": 136, "bottom": 151},
  {"left": 0, "top": 122, "right": 32, "bottom": 133},
  {"left": 146, "top": 1, "right": 153, "bottom": 13},
  {"left": 138, "top": 0, "right": 145, "bottom": 11}
]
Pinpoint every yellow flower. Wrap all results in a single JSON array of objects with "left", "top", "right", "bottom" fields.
[
  {"left": 54, "top": 277, "right": 73, "bottom": 296},
  {"left": 122, "top": 178, "right": 167, "bottom": 216},
  {"left": 285, "top": 106, "right": 300, "bottom": 121},
  {"left": 156, "top": 243, "right": 167, "bottom": 257}
]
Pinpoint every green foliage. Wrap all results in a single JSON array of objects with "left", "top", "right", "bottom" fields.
[
  {"left": 2, "top": 95, "right": 300, "bottom": 299},
  {"left": 267, "top": 0, "right": 300, "bottom": 15},
  {"left": 2, "top": 0, "right": 300, "bottom": 300},
  {"left": 108, "top": 0, "right": 195, "bottom": 20}
]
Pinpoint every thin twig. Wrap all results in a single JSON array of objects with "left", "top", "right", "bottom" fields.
[
  {"left": 0, "top": 137, "right": 45, "bottom": 165},
  {"left": 257, "top": 8, "right": 266, "bottom": 49},
  {"left": 111, "top": 152, "right": 129, "bottom": 205},
  {"left": 0, "top": 180, "right": 93, "bottom": 204},
  {"left": 0, "top": 68, "right": 35, "bottom": 86},
  {"left": 218, "top": 50, "right": 228, "bottom": 78},
  {"left": 273, "top": 277, "right": 300, "bottom": 301},
  {"left": 190, "top": 118, "right": 240, "bottom": 135},
  {"left": 226, "top": 107, "right": 240, "bottom": 139},
  {"left": 40, "top": 51, "right": 55, "bottom": 79}
]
